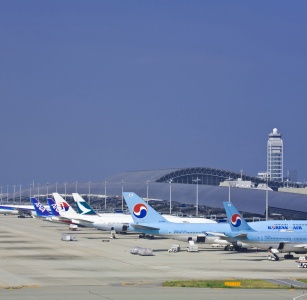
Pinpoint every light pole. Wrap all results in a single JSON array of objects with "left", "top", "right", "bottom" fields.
[
  {"left": 193, "top": 177, "right": 200, "bottom": 216},
  {"left": 227, "top": 177, "right": 232, "bottom": 202},
  {"left": 64, "top": 182, "right": 67, "bottom": 200},
  {"left": 13, "top": 184, "right": 16, "bottom": 203},
  {"left": 75, "top": 181, "right": 78, "bottom": 193},
  {"left": 146, "top": 179, "right": 149, "bottom": 201},
  {"left": 37, "top": 182, "right": 40, "bottom": 201},
  {"left": 266, "top": 173, "right": 269, "bottom": 221},
  {"left": 30, "top": 183, "right": 32, "bottom": 198},
  {"left": 46, "top": 182, "right": 49, "bottom": 197},
  {"left": 6, "top": 185, "right": 9, "bottom": 203},
  {"left": 88, "top": 181, "right": 91, "bottom": 205},
  {"left": 169, "top": 179, "right": 173, "bottom": 215},
  {"left": 104, "top": 181, "right": 107, "bottom": 210},
  {"left": 55, "top": 182, "right": 58, "bottom": 193},
  {"left": 19, "top": 184, "right": 22, "bottom": 204},
  {"left": 0, "top": 185, "right": 2, "bottom": 203},
  {"left": 121, "top": 180, "right": 124, "bottom": 211}
]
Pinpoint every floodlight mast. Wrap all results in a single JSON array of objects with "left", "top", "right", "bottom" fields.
[
  {"left": 193, "top": 177, "right": 200, "bottom": 216},
  {"left": 168, "top": 179, "right": 173, "bottom": 215}
]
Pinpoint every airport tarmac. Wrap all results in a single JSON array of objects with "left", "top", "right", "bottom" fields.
[{"left": 1, "top": 216, "right": 307, "bottom": 300}]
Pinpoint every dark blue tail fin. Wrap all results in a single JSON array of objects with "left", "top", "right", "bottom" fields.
[
  {"left": 47, "top": 198, "right": 60, "bottom": 217},
  {"left": 31, "top": 197, "right": 51, "bottom": 217}
]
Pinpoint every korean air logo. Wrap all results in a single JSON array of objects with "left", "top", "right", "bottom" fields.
[
  {"left": 231, "top": 213, "right": 242, "bottom": 227},
  {"left": 133, "top": 203, "right": 148, "bottom": 219},
  {"left": 58, "top": 202, "right": 70, "bottom": 212}
]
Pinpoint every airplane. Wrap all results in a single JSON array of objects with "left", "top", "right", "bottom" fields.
[
  {"left": 0, "top": 202, "right": 51, "bottom": 217},
  {"left": 47, "top": 198, "right": 61, "bottom": 217},
  {"left": 31, "top": 197, "right": 54, "bottom": 220},
  {"left": 72, "top": 192, "right": 217, "bottom": 226},
  {"left": 30, "top": 197, "right": 71, "bottom": 224},
  {"left": 53, "top": 193, "right": 131, "bottom": 233},
  {"left": 123, "top": 192, "right": 307, "bottom": 250},
  {"left": 50, "top": 192, "right": 216, "bottom": 236},
  {"left": 223, "top": 201, "right": 307, "bottom": 260},
  {"left": 0, "top": 205, "right": 19, "bottom": 215}
]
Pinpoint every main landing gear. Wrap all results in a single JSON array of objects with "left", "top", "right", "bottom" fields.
[{"left": 139, "top": 233, "right": 154, "bottom": 239}]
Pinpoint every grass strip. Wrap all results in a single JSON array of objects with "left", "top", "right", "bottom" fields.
[{"left": 163, "top": 279, "right": 293, "bottom": 289}]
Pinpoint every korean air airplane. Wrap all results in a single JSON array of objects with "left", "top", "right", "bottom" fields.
[
  {"left": 223, "top": 201, "right": 307, "bottom": 260},
  {"left": 123, "top": 192, "right": 307, "bottom": 250},
  {"left": 73, "top": 192, "right": 216, "bottom": 229}
]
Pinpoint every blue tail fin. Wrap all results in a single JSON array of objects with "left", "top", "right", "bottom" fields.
[
  {"left": 31, "top": 197, "right": 51, "bottom": 217},
  {"left": 47, "top": 198, "right": 60, "bottom": 217},
  {"left": 123, "top": 192, "right": 169, "bottom": 224},
  {"left": 223, "top": 202, "right": 254, "bottom": 232},
  {"left": 72, "top": 193, "right": 97, "bottom": 215}
]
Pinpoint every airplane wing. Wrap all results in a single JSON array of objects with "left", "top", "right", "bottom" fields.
[
  {"left": 206, "top": 231, "right": 247, "bottom": 240},
  {"left": 14, "top": 207, "right": 34, "bottom": 216},
  {"left": 205, "top": 232, "right": 236, "bottom": 243},
  {"left": 206, "top": 232, "right": 228, "bottom": 238},
  {"left": 71, "top": 218, "right": 95, "bottom": 226},
  {"left": 131, "top": 224, "right": 160, "bottom": 231},
  {"left": 293, "top": 244, "right": 307, "bottom": 249},
  {"left": 234, "top": 233, "right": 248, "bottom": 239}
]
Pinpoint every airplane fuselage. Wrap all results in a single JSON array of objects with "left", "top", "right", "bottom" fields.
[
  {"left": 232, "top": 231, "right": 307, "bottom": 253},
  {"left": 129, "top": 220, "right": 307, "bottom": 246}
]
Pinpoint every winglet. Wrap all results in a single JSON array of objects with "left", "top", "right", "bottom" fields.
[
  {"left": 123, "top": 192, "right": 169, "bottom": 224},
  {"left": 223, "top": 202, "right": 254, "bottom": 232}
]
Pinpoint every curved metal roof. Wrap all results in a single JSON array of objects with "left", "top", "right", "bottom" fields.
[
  {"left": 101, "top": 181, "right": 307, "bottom": 218},
  {"left": 106, "top": 168, "right": 182, "bottom": 183},
  {"left": 103, "top": 167, "right": 307, "bottom": 219},
  {"left": 106, "top": 167, "right": 284, "bottom": 190}
]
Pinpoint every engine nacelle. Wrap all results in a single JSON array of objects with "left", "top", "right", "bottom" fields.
[
  {"left": 96, "top": 223, "right": 129, "bottom": 233},
  {"left": 232, "top": 241, "right": 251, "bottom": 249}
]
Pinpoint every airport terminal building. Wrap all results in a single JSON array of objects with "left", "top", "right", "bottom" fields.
[
  {"left": 97, "top": 167, "right": 307, "bottom": 220},
  {"left": 16, "top": 167, "right": 307, "bottom": 221}
]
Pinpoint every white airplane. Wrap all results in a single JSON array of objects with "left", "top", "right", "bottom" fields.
[
  {"left": 0, "top": 204, "right": 37, "bottom": 217},
  {"left": 30, "top": 197, "right": 72, "bottom": 225},
  {"left": 53, "top": 193, "right": 132, "bottom": 233},
  {"left": 72, "top": 192, "right": 216, "bottom": 229}
]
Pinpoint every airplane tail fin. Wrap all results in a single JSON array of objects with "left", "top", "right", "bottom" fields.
[
  {"left": 123, "top": 192, "right": 169, "bottom": 224},
  {"left": 31, "top": 197, "right": 51, "bottom": 217},
  {"left": 72, "top": 193, "right": 98, "bottom": 215},
  {"left": 223, "top": 202, "right": 254, "bottom": 232},
  {"left": 52, "top": 193, "right": 78, "bottom": 217},
  {"left": 47, "top": 198, "right": 60, "bottom": 217}
]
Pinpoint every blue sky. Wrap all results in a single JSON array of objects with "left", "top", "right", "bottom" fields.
[{"left": 1, "top": 1, "right": 307, "bottom": 189}]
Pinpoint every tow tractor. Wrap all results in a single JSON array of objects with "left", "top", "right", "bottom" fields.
[{"left": 296, "top": 256, "right": 307, "bottom": 268}]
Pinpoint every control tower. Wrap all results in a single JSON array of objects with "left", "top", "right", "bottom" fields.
[{"left": 267, "top": 128, "right": 283, "bottom": 181}]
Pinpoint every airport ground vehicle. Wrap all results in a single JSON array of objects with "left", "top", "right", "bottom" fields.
[{"left": 296, "top": 257, "right": 307, "bottom": 268}]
